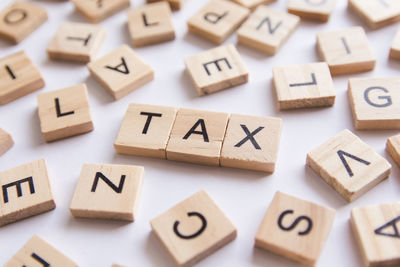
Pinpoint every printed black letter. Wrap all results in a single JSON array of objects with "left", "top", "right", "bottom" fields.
[
  {"left": 234, "top": 125, "right": 264, "bottom": 150},
  {"left": 2, "top": 177, "right": 35, "bottom": 203},
  {"left": 5, "top": 65, "right": 16, "bottom": 80},
  {"left": 341, "top": 37, "right": 351, "bottom": 54},
  {"left": 256, "top": 17, "right": 282, "bottom": 34},
  {"left": 105, "top": 57, "right": 130, "bottom": 75},
  {"left": 140, "top": 112, "right": 162, "bottom": 134},
  {"left": 277, "top": 209, "right": 313, "bottom": 236},
  {"left": 91, "top": 172, "right": 126, "bottom": 193},
  {"left": 364, "top": 86, "right": 392, "bottom": 108},
  {"left": 203, "top": 58, "right": 232, "bottom": 76},
  {"left": 203, "top": 11, "right": 228, "bottom": 24},
  {"left": 289, "top": 73, "right": 317, "bottom": 87},
  {"left": 55, "top": 98, "right": 75, "bottom": 118},
  {"left": 66, "top": 33, "right": 92, "bottom": 46},
  {"left": 173, "top": 212, "right": 207, "bottom": 239},
  {"left": 142, "top": 13, "right": 158, "bottom": 27},
  {"left": 183, "top": 119, "right": 209, "bottom": 142},
  {"left": 337, "top": 150, "right": 371, "bottom": 177},
  {"left": 375, "top": 216, "right": 400, "bottom": 239},
  {"left": 4, "top": 9, "right": 27, "bottom": 24},
  {"left": 31, "top": 253, "right": 50, "bottom": 267}
]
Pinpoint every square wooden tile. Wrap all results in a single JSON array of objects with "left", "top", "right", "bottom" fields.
[
  {"left": 185, "top": 44, "right": 249, "bottom": 96},
  {"left": 232, "top": 0, "right": 276, "bottom": 10},
  {"left": 0, "top": 1, "right": 47, "bottom": 44},
  {"left": 0, "top": 128, "right": 13, "bottom": 157},
  {"left": 150, "top": 190, "right": 237, "bottom": 267},
  {"left": 255, "top": 191, "right": 335, "bottom": 267},
  {"left": 187, "top": 0, "right": 250, "bottom": 44},
  {"left": 147, "top": 0, "right": 186, "bottom": 11},
  {"left": 273, "top": 62, "right": 336, "bottom": 110},
  {"left": 88, "top": 45, "right": 154, "bottom": 100},
  {"left": 317, "top": 26, "right": 376, "bottom": 75},
  {"left": 306, "top": 129, "right": 391, "bottom": 202},
  {"left": 351, "top": 202, "right": 400, "bottom": 266},
  {"left": 114, "top": 103, "right": 178, "bottom": 158},
  {"left": 70, "top": 163, "right": 144, "bottom": 221},
  {"left": 72, "top": 0, "right": 130, "bottom": 23},
  {"left": 4, "top": 235, "right": 77, "bottom": 267},
  {"left": 37, "top": 84, "right": 94, "bottom": 143},
  {"left": 128, "top": 2, "right": 175, "bottom": 47},
  {"left": 387, "top": 134, "right": 400, "bottom": 167},
  {"left": 47, "top": 22, "right": 106, "bottom": 63},
  {"left": 0, "top": 51, "right": 45, "bottom": 105},
  {"left": 390, "top": 26, "right": 400, "bottom": 60},
  {"left": 287, "top": 0, "right": 336, "bottom": 22},
  {"left": 348, "top": 77, "right": 400, "bottom": 130},
  {"left": 349, "top": 0, "right": 400, "bottom": 29},
  {"left": 237, "top": 6, "right": 300, "bottom": 55},
  {"left": 220, "top": 114, "right": 282, "bottom": 172},
  {"left": 0, "top": 159, "right": 55, "bottom": 227}
]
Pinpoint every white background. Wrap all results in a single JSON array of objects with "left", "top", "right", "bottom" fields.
[{"left": 1, "top": 0, "right": 400, "bottom": 266}]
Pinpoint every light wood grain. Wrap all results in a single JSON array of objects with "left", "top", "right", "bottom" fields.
[
  {"left": 390, "top": 26, "right": 400, "bottom": 60},
  {"left": 0, "top": 128, "right": 13, "bottom": 157},
  {"left": 232, "top": 0, "right": 276, "bottom": 10},
  {"left": 287, "top": 0, "right": 336, "bottom": 22},
  {"left": 72, "top": 0, "right": 130, "bottom": 23},
  {"left": 386, "top": 134, "right": 400, "bottom": 167},
  {"left": 147, "top": 0, "right": 186, "bottom": 10}
]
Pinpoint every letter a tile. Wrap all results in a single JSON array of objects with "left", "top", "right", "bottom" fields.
[
  {"left": 0, "top": 128, "right": 14, "bottom": 157},
  {"left": 70, "top": 163, "right": 144, "bottom": 221},
  {"left": 232, "top": 0, "right": 277, "bottom": 10},
  {"left": 255, "top": 191, "right": 335, "bottom": 267},
  {"left": 150, "top": 190, "right": 237, "bottom": 267},
  {"left": 72, "top": 0, "right": 130, "bottom": 23},
  {"left": 287, "top": 0, "right": 336, "bottom": 22},
  {"left": 307, "top": 129, "right": 391, "bottom": 202},
  {"left": 0, "top": 159, "right": 56, "bottom": 227}
]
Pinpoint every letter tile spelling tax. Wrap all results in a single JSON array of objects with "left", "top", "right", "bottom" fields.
[
  {"left": 287, "top": 0, "right": 336, "bottom": 22},
  {"left": 187, "top": 0, "right": 250, "bottom": 44},
  {"left": 71, "top": 0, "right": 130, "bottom": 23},
  {"left": 348, "top": 0, "right": 400, "bottom": 29},
  {"left": 273, "top": 62, "right": 335, "bottom": 110},
  {"left": 185, "top": 44, "right": 248, "bottom": 96},
  {"left": 147, "top": 0, "right": 186, "bottom": 11},
  {"left": 231, "top": 0, "right": 277, "bottom": 10},
  {"left": 387, "top": 134, "right": 400, "bottom": 167},
  {"left": 307, "top": 129, "right": 391, "bottom": 202},
  {"left": 237, "top": 6, "right": 300, "bottom": 55},
  {"left": 88, "top": 45, "right": 154, "bottom": 100},
  {"left": 47, "top": 22, "right": 106, "bottom": 63},
  {"left": 255, "top": 191, "right": 335, "bottom": 267},
  {"left": 127, "top": 2, "right": 175, "bottom": 47},
  {"left": 114, "top": 103, "right": 178, "bottom": 158},
  {"left": 351, "top": 202, "right": 400, "bottom": 267},
  {"left": 0, "top": 51, "right": 45, "bottom": 105},
  {"left": 390, "top": 26, "right": 400, "bottom": 60},
  {"left": 0, "top": 1, "right": 47, "bottom": 44},
  {"left": 0, "top": 128, "right": 14, "bottom": 157},
  {"left": 70, "top": 163, "right": 144, "bottom": 221},
  {"left": 348, "top": 77, "right": 400, "bottom": 130},
  {"left": 150, "top": 190, "right": 237, "bottom": 267},
  {"left": 37, "top": 84, "right": 94, "bottom": 142},
  {"left": 0, "top": 159, "right": 55, "bottom": 227},
  {"left": 220, "top": 114, "right": 282, "bottom": 172},
  {"left": 317, "top": 27, "right": 376, "bottom": 75},
  {"left": 5, "top": 235, "right": 77, "bottom": 267}
]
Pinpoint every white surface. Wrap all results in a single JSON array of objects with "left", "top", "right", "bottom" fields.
[{"left": 1, "top": 0, "right": 400, "bottom": 266}]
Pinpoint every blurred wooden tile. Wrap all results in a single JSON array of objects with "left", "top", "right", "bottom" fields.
[
  {"left": 70, "top": 163, "right": 144, "bottom": 221},
  {"left": 387, "top": 134, "right": 400, "bottom": 167},
  {"left": 4, "top": 235, "right": 77, "bottom": 267},
  {"left": 351, "top": 202, "right": 400, "bottom": 267},
  {"left": 185, "top": 44, "right": 248, "bottom": 96},
  {"left": 317, "top": 26, "right": 376, "bottom": 75},
  {"left": 37, "top": 84, "right": 94, "bottom": 142},
  {"left": 47, "top": 22, "right": 106, "bottom": 63},
  {"left": 220, "top": 114, "right": 282, "bottom": 172},
  {"left": 127, "top": 2, "right": 175, "bottom": 47},
  {"left": 255, "top": 191, "right": 335, "bottom": 267},
  {"left": 273, "top": 62, "right": 335, "bottom": 110},
  {"left": 390, "top": 26, "right": 400, "bottom": 60},
  {"left": 0, "top": 128, "right": 13, "bottom": 157},
  {"left": 237, "top": 6, "right": 300, "bottom": 55},
  {"left": 232, "top": 0, "right": 276, "bottom": 10},
  {"left": 166, "top": 108, "right": 229, "bottom": 166},
  {"left": 187, "top": 0, "right": 250, "bottom": 44},
  {"left": 0, "top": 1, "right": 47, "bottom": 44},
  {"left": 0, "top": 51, "right": 45, "bottom": 105},
  {"left": 287, "top": 0, "right": 336, "bottom": 22},
  {"left": 151, "top": 190, "right": 237, "bottom": 267},
  {"left": 114, "top": 103, "right": 178, "bottom": 158},
  {"left": 348, "top": 77, "right": 400, "bottom": 130},
  {"left": 307, "top": 129, "right": 391, "bottom": 202},
  {"left": 147, "top": 0, "right": 186, "bottom": 10},
  {"left": 0, "top": 159, "right": 55, "bottom": 227},
  {"left": 72, "top": 0, "right": 130, "bottom": 23},
  {"left": 88, "top": 45, "right": 154, "bottom": 100}
]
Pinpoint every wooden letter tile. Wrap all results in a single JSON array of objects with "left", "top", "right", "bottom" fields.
[
  {"left": 72, "top": 0, "right": 130, "bottom": 23},
  {"left": 0, "top": 51, "right": 45, "bottom": 105},
  {"left": 147, "top": 0, "right": 186, "bottom": 11},
  {"left": 237, "top": 6, "right": 300, "bottom": 55},
  {"left": 387, "top": 134, "right": 400, "bottom": 167},
  {"left": 390, "top": 26, "right": 400, "bottom": 60},
  {"left": 187, "top": 0, "right": 250, "bottom": 44},
  {"left": 0, "top": 159, "right": 56, "bottom": 227},
  {"left": 37, "top": 84, "right": 94, "bottom": 142},
  {"left": 306, "top": 129, "right": 391, "bottom": 202},
  {"left": 348, "top": 77, "right": 400, "bottom": 130},
  {"left": 166, "top": 108, "right": 229, "bottom": 166},
  {"left": 185, "top": 44, "right": 249, "bottom": 96},
  {"left": 70, "top": 163, "right": 144, "bottom": 221},
  {"left": 287, "top": 0, "right": 336, "bottom": 22},
  {"left": 351, "top": 202, "right": 400, "bottom": 266},
  {"left": 114, "top": 103, "right": 178, "bottom": 158},
  {"left": 150, "top": 190, "right": 237, "bottom": 267},
  {"left": 231, "top": 0, "right": 277, "bottom": 10},
  {"left": 255, "top": 191, "right": 335, "bottom": 267},
  {"left": 273, "top": 62, "right": 335, "bottom": 110},
  {"left": 47, "top": 22, "right": 106, "bottom": 63},
  {"left": 220, "top": 114, "right": 282, "bottom": 172},
  {"left": 0, "top": 128, "right": 14, "bottom": 157},
  {"left": 317, "top": 26, "right": 376, "bottom": 75},
  {"left": 88, "top": 45, "right": 154, "bottom": 100},
  {"left": 128, "top": 2, "right": 175, "bottom": 47},
  {"left": 0, "top": 1, "right": 47, "bottom": 44}
]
